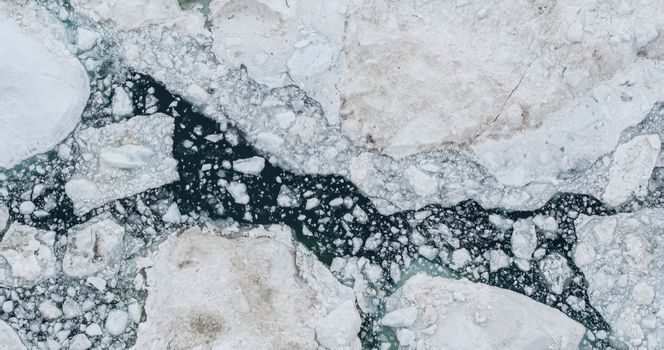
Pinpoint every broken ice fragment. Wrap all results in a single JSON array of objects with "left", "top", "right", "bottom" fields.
[
  {"left": 602, "top": 135, "right": 661, "bottom": 206},
  {"left": 232, "top": 156, "right": 266, "bottom": 175},
  {"left": 383, "top": 274, "right": 585, "bottom": 349},
  {"left": 0, "top": 224, "right": 56, "bottom": 287},
  {"left": 65, "top": 114, "right": 179, "bottom": 215},
  {"left": 63, "top": 218, "right": 125, "bottom": 278}
]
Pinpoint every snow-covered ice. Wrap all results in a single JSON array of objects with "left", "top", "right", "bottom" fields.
[
  {"left": 232, "top": 156, "right": 266, "bottom": 175},
  {"left": 0, "top": 319, "right": 26, "bottom": 350},
  {"left": 0, "top": 223, "right": 56, "bottom": 287},
  {"left": 62, "top": 218, "right": 125, "bottom": 278},
  {"left": 133, "top": 225, "right": 361, "bottom": 349},
  {"left": 0, "top": 2, "right": 89, "bottom": 169},
  {"left": 65, "top": 114, "right": 179, "bottom": 215},
  {"left": 382, "top": 273, "right": 585, "bottom": 349},
  {"left": 602, "top": 134, "right": 661, "bottom": 206}
]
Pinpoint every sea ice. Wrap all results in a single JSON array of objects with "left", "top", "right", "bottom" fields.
[
  {"left": 382, "top": 273, "right": 585, "bottom": 349},
  {"left": 62, "top": 218, "right": 125, "bottom": 278},
  {"left": 0, "top": 3, "right": 89, "bottom": 169},
  {"left": 602, "top": 134, "right": 661, "bottom": 206},
  {"left": 0, "top": 320, "right": 26, "bottom": 350},
  {"left": 133, "top": 225, "right": 361, "bottom": 349},
  {"left": 0, "top": 224, "right": 56, "bottom": 287},
  {"left": 575, "top": 210, "right": 664, "bottom": 349},
  {"left": 65, "top": 114, "right": 179, "bottom": 215}
]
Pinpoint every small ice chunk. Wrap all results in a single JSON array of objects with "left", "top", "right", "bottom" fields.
[
  {"left": 100, "top": 144, "right": 155, "bottom": 169},
  {"left": 39, "top": 300, "right": 62, "bottom": 320},
  {"left": 254, "top": 132, "right": 284, "bottom": 151},
  {"left": 539, "top": 253, "right": 573, "bottom": 294},
  {"left": 162, "top": 203, "right": 181, "bottom": 224},
  {"left": 69, "top": 334, "right": 92, "bottom": 350},
  {"left": 76, "top": 27, "right": 100, "bottom": 52},
  {"left": 566, "top": 21, "right": 584, "bottom": 43},
  {"left": 227, "top": 182, "right": 250, "bottom": 204},
  {"left": 275, "top": 111, "right": 296, "bottom": 129},
  {"left": 418, "top": 245, "right": 439, "bottom": 261},
  {"left": 451, "top": 248, "right": 471, "bottom": 269},
  {"left": 277, "top": 185, "right": 298, "bottom": 207},
  {"left": 573, "top": 243, "right": 595, "bottom": 267},
  {"left": 105, "top": 309, "right": 129, "bottom": 336},
  {"left": 0, "top": 204, "right": 8, "bottom": 231},
  {"left": 85, "top": 323, "right": 103, "bottom": 337},
  {"left": 632, "top": 282, "right": 654, "bottom": 305},
  {"left": 0, "top": 224, "right": 56, "bottom": 287},
  {"left": 18, "top": 201, "right": 35, "bottom": 215},
  {"left": 305, "top": 198, "right": 320, "bottom": 210},
  {"left": 111, "top": 87, "right": 133, "bottom": 117},
  {"left": 381, "top": 306, "right": 418, "bottom": 328},
  {"left": 63, "top": 219, "right": 125, "bottom": 277},
  {"left": 87, "top": 276, "right": 106, "bottom": 291},
  {"left": 184, "top": 84, "right": 209, "bottom": 106},
  {"left": 533, "top": 215, "right": 558, "bottom": 233},
  {"left": 233, "top": 156, "right": 265, "bottom": 175},
  {"left": 635, "top": 24, "right": 659, "bottom": 48},
  {"left": 404, "top": 165, "right": 438, "bottom": 197},
  {"left": 511, "top": 218, "right": 537, "bottom": 260},
  {"left": 487, "top": 249, "right": 510, "bottom": 272}
]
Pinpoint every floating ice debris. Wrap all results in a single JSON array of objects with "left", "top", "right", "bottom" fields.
[
  {"left": 62, "top": 218, "right": 125, "bottom": 278},
  {"left": 65, "top": 114, "right": 178, "bottom": 215},
  {"left": 0, "top": 224, "right": 56, "bottom": 287}
]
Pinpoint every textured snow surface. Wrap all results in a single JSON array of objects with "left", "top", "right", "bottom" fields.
[
  {"left": 65, "top": 114, "right": 179, "bottom": 215},
  {"left": 383, "top": 273, "right": 585, "bottom": 349},
  {"left": 575, "top": 210, "right": 664, "bottom": 349},
  {"left": 134, "top": 225, "right": 361, "bottom": 350},
  {"left": 0, "top": 2, "right": 89, "bottom": 169}
]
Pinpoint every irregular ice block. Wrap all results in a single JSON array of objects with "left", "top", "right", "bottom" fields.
[
  {"left": 63, "top": 218, "right": 125, "bottom": 278},
  {"left": 383, "top": 273, "right": 585, "bottom": 350},
  {"left": 134, "top": 225, "right": 361, "bottom": 350},
  {"left": 65, "top": 114, "right": 179, "bottom": 215},
  {"left": 0, "top": 224, "right": 56, "bottom": 287},
  {"left": 0, "top": 6, "right": 89, "bottom": 169}
]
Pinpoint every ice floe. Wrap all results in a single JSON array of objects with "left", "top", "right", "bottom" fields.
[
  {"left": 65, "top": 114, "right": 178, "bottom": 215},
  {"left": 382, "top": 273, "right": 585, "bottom": 349},
  {"left": 62, "top": 218, "right": 125, "bottom": 278},
  {"left": 0, "top": 2, "right": 89, "bottom": 169},
  {"left": 602, "top": 134, "right": 661, "bottom": 206},
  {"left": 133, "top": 225, "right": 361, "bottom": 349},
  {"left": 0, "top": 224, "right": 56, "bottom": 287},
  {"left": 0, "top": 319, "right": 26, "bottom": 350}
]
